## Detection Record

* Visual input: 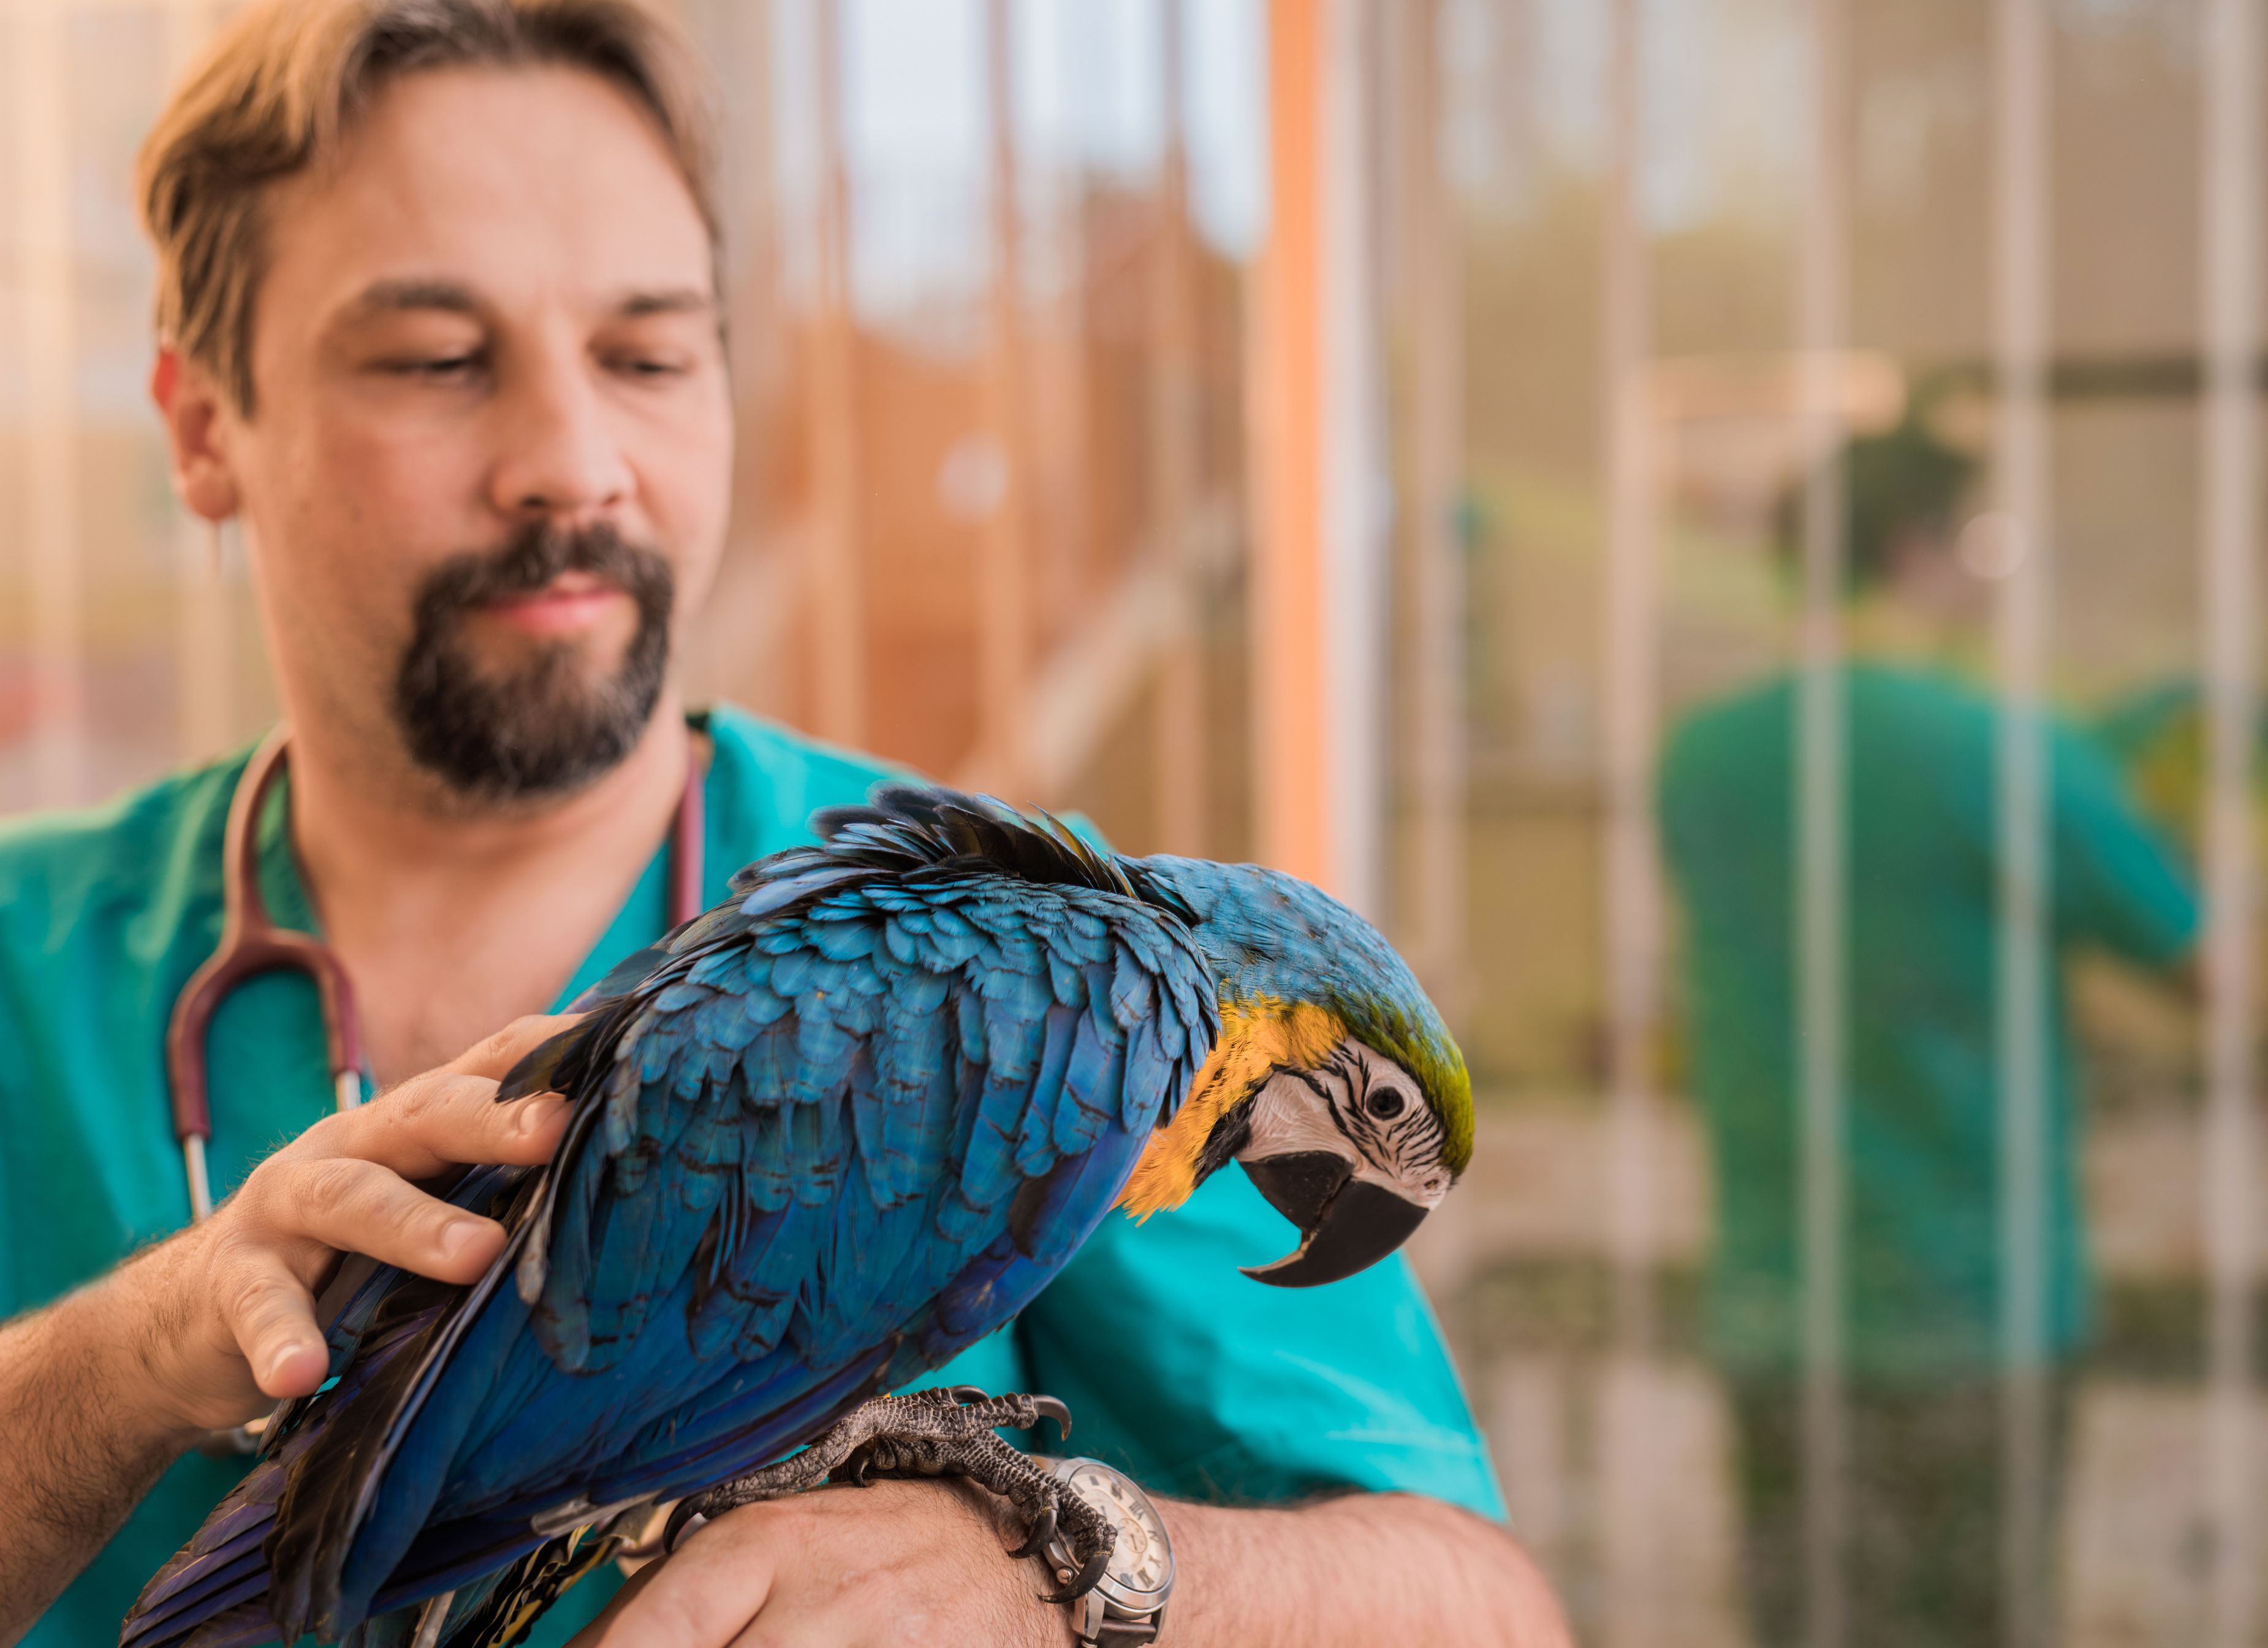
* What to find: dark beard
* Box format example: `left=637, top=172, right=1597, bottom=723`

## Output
left=392, top=521, right=675, bottom=801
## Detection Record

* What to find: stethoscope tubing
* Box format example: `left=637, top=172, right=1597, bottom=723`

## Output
left=163, top=725, right=706, bottom=1222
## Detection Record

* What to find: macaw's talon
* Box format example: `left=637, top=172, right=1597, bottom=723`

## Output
left=1037, top=1544, right=1115, bottom=1607
left=660, top=1385, right=1111, bottom=1601
left=660, top=1495, right=710, bottom=1554
left=1007, top=1497, right=1058, bottom=1559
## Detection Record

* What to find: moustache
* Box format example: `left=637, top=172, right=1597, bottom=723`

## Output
left=414, top=521, right=674, bottom=622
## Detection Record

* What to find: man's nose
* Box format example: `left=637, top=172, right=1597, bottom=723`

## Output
left=487, top=349, right=634, bottom=521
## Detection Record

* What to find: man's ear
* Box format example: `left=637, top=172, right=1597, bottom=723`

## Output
left=150, top=346, right=241, bottom=523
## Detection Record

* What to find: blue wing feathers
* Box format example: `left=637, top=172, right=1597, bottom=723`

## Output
left=1012, top=1005, right=1079, bottom=1177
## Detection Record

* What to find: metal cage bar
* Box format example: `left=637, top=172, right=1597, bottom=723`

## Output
left=1394, top=0, right=1467, bottom=1018
left=17, top=0, right=86, bottom=808
left=1599, top=0, right=1659, bottom=1365
left=1148, top=0, right=1210, bottom=858
left=1795, top=2, right=1852, bottom=1644
left=1990, top=0, right=2054, bottom=1641
left=977, top=0, right=1035, bottom=798
left=1598, top=2, right=1659, bottom=1639
left=2199, top=2, right=2262, bottom=1643
left=807, top=0, right=867, bottom=749
left=162, top=0, right=235, bottom=768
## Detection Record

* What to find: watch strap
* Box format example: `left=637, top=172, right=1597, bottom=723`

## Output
left=1078, top=1591, right=1162, bottom=1646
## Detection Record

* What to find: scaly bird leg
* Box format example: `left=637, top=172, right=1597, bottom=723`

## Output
left=663, top=1387, right=1116, bottom=1602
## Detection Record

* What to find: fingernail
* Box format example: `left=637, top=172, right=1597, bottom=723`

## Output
left=263, top=1342, right=313, bottom=1388
left=517, top=1095, right=565, bottom=1134
left=441, top=1218, right=489, bottom=1259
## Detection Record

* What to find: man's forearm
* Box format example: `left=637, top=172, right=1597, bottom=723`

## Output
left=0, top=1271, right=189, bottom=1644
left=1161, top=1491, right=1571, bottom=1648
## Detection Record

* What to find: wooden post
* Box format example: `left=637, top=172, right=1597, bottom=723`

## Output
left=1251, top=0, right=1329, bottom=888
left=1254, top=0, right=1382, bottom=907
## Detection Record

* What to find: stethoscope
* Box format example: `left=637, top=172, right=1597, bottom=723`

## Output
left=163, top=724, right=707, bottom=1223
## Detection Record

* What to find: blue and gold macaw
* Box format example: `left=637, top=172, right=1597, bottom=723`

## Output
left=121, top=785, right=1472, bottom=1648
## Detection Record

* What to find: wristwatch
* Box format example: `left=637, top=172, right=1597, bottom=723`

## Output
left=1033, top=1456, right=1175, bottom=1646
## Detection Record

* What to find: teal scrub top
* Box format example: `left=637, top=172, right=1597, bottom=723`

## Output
left=0, top=704, right=1501, bottom=1646
left=1658, top=663, right=2200, bottom=1381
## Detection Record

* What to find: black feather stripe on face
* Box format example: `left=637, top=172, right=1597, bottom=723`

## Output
left=1194, top=1098, right=1255, bottom=1185
left=1315, top=1045, right=1447, bottom=1184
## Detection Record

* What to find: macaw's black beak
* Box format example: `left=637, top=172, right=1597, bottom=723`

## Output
left=1238, top=1151, right=1430, bottom=1288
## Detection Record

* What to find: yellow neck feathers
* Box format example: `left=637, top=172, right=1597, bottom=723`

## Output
left=1117, top=997, right=1347, bottom=1220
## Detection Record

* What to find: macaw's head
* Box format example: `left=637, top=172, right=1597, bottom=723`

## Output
left=1118, top=858, right=1473, bottom=1287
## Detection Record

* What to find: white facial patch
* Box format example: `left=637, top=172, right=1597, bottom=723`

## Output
left=1237, top=1038, right=1453, bottom=1209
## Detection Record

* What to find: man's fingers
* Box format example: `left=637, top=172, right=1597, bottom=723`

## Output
left=272, top=1016, right=577, bottom=1181
left=450, top=1013, right=583, bottom=1080
left=325, top=1068, right=571, bottom=1179
left=568, top=1563, right=662, bottom=1644
left=258, top=1157, right=509, bottom=1285
left=571, top=1509, right=778, bottom=1646
left=213, top=1249, right=328, bottom=1399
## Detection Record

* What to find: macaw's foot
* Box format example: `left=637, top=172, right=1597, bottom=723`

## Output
left=662, top=1386, right=1116, bottom=1601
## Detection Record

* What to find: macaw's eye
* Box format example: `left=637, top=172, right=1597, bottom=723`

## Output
left=1366, top=1087, right=1406, bottom=1121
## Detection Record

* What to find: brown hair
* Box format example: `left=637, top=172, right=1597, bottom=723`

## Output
left=137, top=0, right=719, bottom=414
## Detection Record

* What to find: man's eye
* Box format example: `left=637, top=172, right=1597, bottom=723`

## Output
left=390, top=355, right=479, bottom=379
left=612, top=355, right=690, bottom=379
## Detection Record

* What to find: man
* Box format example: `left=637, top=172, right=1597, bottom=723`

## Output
left=0, top=2, right=1568, bottom=1645
left=1658, top=417, right=2199, bottom=1647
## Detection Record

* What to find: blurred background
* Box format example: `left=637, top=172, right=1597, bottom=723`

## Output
left=7, top=0, right=2268, bottom=1644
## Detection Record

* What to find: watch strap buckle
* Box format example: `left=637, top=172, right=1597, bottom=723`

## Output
left=1080, top=1590, right=1162, bottom=1646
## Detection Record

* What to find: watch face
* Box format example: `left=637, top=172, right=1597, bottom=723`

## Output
left=1063, top=1461, right=1174, bottom=1601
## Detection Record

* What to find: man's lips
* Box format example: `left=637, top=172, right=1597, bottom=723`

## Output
left=472, top=573, right=629, bottom=636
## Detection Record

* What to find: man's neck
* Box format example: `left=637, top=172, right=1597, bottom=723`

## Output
left=285, top=694, right=694, bottom=1083
left=1845, top=595, right=1986, bottom=677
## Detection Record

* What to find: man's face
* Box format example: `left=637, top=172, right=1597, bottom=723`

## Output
left=205, top=64, right=730, bottom=799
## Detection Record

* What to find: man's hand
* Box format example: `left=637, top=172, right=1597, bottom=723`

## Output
left=113, top=1013, right=575, bottom=1438
left=572, top=1480, right=1574, bottom=1648
left=0, top=1015, right=575, bottom=1642
left=572, top=1480, right=1071, bottom=1647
